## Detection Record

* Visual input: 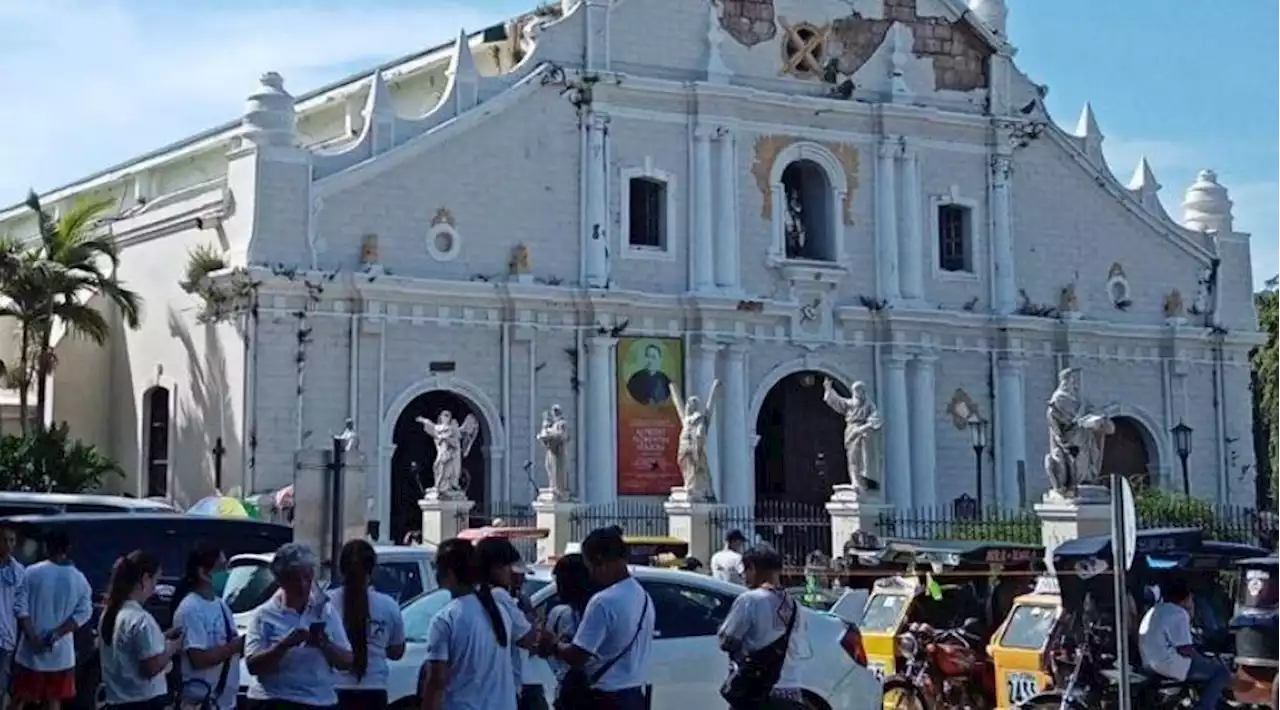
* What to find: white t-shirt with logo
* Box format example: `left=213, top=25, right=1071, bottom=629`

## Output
left=1139, top=602, right=1193, bottom=681
left=328, top=586, right=406, bottom=690
left=718, top=587, right=806, bottom=691
left=493, top=588, right=533, bottom=688
left=571, top=577, right=654, bottom=692
left=99, top=600, right=169, bottom=704
left=174, top=592, right=241, bottom=710
left=425, top=592, right=517, bottom=710
left=244, top=591, right=352, bottom=705
left=545, top=604, right=580, bottom=682
left=710, top=548, right=745, bottom=585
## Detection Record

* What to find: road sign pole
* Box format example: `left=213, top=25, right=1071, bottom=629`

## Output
left=1110, top=473, right=1133, bottom=710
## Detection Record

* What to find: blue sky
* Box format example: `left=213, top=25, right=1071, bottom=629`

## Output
left=0, top=0, right=1274, bottom=287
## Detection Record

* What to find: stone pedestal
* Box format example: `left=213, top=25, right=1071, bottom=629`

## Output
left=532, top=489, right=579, bottom=562
left=664, top=488, right=717, bottom=566
left=825, top=485, right=889, bottom=559
left=292, top=448, right=370, bottom=565
left=1034, top=487, right=1111, bottom=569
left=418, top=493, right=475, bottom=546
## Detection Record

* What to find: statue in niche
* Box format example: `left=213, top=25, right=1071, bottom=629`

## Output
left=1190, top=265, right=1214, bottom=315
left=416, top=410, right=480, bottom=498
left=1163, top=289, right=1185, bottom=319
left=1059, top=283, right=1079, bottom=314
left=536, top=405, right=571, bottom=498
left=822, top=378, right=883, bottom=496
left=670, top=379, right=720, bottom=501
left=783, top=187, right=807, bottom=257
left=509, top=243, right=531, bottom=276
left=1043, top=367, right=1115, bottom=497
left=360, top=234, right=379, bottom=265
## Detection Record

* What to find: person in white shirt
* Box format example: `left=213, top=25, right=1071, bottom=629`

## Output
left=718, top=545, right=806, bottom=710
left=1138, top=577, right=1230, bottom=710
left=474, top=538, right=543, bottom=710
left=420, top=538, right=521, bottom=710
left=544, top=554, right=593, bottom=689
left=711, top=530, right=747, bottom=585
left=171, top=543, right=243, bottom=710
left=98, top=550, right=184, bottom=710
left=329, top=539, right=405, bottom=710
left=11, top=528, right=92, bottom=710
left=244, top=543, right=353, bottom=709
left=543, top=526, right=654, bottom=710
left=0, top=524, right=26, bottom=710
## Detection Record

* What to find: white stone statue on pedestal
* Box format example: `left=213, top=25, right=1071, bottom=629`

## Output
left=822, top=378, right=883, bottom=498
left=670, top=379, right=720, bottom=501
left=1043, top=367, right=1115, bottom=498
left=536, top=404, right=571, bottom=500
left=416, top=410, right=479, bottom=499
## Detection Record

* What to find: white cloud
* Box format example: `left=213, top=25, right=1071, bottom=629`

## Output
left=0, top=0, right=518, bottom=199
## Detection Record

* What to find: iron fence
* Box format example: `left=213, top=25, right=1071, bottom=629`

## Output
left=876, top=495, right=1042, bottom=545
left=460, top=501, right=539, bottom=561
left=709, top=501, right=831, bottom=568
left=569, top=499, right=669, bottom=540
left=1138, top=501, right=1276, bottom=548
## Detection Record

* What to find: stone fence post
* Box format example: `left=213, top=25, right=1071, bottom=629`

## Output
left=419, top=493, right=474, bottom=546
left=825, top=485, right=888, bottom=559
left=532, top=489, right=580, bottom=562
left=665, top=488, right=717, bottom=565
left=1034, top=490, right=1111, bottom=570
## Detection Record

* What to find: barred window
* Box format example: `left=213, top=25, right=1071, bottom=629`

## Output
left=937, top=204, right=972, bottom=273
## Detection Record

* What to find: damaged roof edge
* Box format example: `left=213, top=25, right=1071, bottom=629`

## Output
left=1, top=23, right=506, bottom=217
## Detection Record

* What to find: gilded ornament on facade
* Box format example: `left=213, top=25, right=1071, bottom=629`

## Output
left=431, top=207, right=456, bottom=228
left=751, top=135, right=860, bottom=226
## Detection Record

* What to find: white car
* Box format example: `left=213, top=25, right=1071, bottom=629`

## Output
left=329, top=565, right=882, bottom=709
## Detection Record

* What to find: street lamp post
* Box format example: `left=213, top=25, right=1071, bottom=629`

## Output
left=329, top=419, right=358, bottom=571
left=968, top=415, right=989, bottom=510
left=1171, top=421, right=1194, bottom=496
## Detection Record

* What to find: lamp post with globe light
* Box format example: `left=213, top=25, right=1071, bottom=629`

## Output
left=968, top=414, right=989, bottom=509
left=1171, top=421, right=1193, bottom=497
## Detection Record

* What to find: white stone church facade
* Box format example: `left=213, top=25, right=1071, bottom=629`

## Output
left=0, top=0, right=1263, bottom=541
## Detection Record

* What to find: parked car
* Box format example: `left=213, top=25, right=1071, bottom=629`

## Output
left=248, top=565, right=881, bottom=709
left=0, top=491, right=177, bottom=517
left=3, top=512, right=292, bottom=710
left=223, top=544, right=436, bottom=631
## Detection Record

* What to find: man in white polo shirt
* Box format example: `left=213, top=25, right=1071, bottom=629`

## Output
left=710, top=530, right=746, bottom=585
left=1138, top=577, right=1230, bottom=710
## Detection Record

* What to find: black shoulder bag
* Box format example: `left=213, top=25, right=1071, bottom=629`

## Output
left=555, top=596, right=650, bottom=710
left=720, top=594, right=798, bottom=708
left=179, top=603, right=237, bottom=710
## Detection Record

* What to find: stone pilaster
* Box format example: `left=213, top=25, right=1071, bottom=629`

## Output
left=584, top=112, right=610, bottom=288
left=991, top=152, right=1016, bottom=314
left=584, top=336, right=617, bottom=503
left=996, top=357, right=1028, bottom=508
left=876, top=140, right=901, bottom=302
left=714, top=127, right=740, bottom=291
left=882, top=353, right=912, bottom=506
left=898, top=143, right=924, bottom=303
left=692, top=125, right=716, bottom=292
left=908, top=353, right=938, bottom=509
left=720, top=343, right=751, bottom=506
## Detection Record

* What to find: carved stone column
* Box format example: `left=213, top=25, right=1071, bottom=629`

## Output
left=908, top=353, right=937, bottom=509
left=693, top=126, right=716, bottom=292
left=714, top=128, right=740, bottom=291
left=899, top=144, right=925, bottom=302
left=720, top=343, right=750, bottom=506
left=584, top=112, right=610, bottom=288
left=584, top=335, right=617, bottom=503
left=996, top=358, right=1028, bottom=508
left=876, top=140, right=901, bottom=302
left=991, top=152, right=1016, bottom=314
left=882, top=353, right=913, bottom=506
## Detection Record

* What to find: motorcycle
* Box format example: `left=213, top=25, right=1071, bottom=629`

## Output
left=881, top=619, right=994, bottom=710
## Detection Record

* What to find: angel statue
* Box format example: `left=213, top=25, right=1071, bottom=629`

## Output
left=822, top=378, right=883, bottom=496
left=536, top=404, right=571, bottom=498
left=669, top=379, right=720, bottom=501
left=1044, top=367, right=1115, bottom=497
left=416, top=410, right=480, bottom=499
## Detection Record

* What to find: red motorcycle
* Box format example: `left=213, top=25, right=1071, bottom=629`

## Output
left=881, top=619, right=995, bottom=710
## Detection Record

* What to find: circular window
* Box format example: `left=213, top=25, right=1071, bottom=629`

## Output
left=426, top=224, right=461, bottom=262
left=782, top=22, right=826, bottom=77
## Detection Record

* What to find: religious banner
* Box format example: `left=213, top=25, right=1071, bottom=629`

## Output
left=616, top=337, right=685, bottom=495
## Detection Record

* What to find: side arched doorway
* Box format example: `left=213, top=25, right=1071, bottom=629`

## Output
left=755, top=370, right=849, bottom=508
left=389, top=391, right=489, bottom=543
left=1101, top=416, right=1155, bottom=488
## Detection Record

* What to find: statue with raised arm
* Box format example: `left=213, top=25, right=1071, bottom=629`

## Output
left=669, top=379, right=720, bottom=501
left=416, top=410, right=480, bottom=499
left=822, top=378, right=883, bottom=495
left=1044, top=367, right=1115, bottom=497
left=537, top=404, right=571, bottom=499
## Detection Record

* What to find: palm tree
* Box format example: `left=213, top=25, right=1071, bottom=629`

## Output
left=0, top=191, right=142, bottom=433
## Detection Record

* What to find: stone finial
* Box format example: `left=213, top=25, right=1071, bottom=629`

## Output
left=968, top=0, right=1008, bottom=37
left=1074, top=102, right=1104, bottom=164
left=888, top=23, right=914, bottom=100
left=705, top=0, right=731, bottom=84
left=1182, top=169, right=1234, bottom=234
left=362, top=67, right=396, bottom=155
left=447, top=28, right=479, bottom=112
left=1127, top=156, right=1162, bottom=212
left=242, top=71, right=296, bottom=147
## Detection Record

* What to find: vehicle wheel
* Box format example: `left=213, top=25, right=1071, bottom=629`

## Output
left=800, top=690, right=832, bottom=710
left=882, top=679, right=928, bottom=710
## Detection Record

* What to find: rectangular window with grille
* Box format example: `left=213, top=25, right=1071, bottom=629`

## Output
left=145, top=388, right=170, bottom=497
left=628, top=178, right=666, bottom=250
left=937, top=204, right=972, bottom=273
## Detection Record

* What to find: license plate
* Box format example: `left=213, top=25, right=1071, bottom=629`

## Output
left=1007, top=671, right=1039, bottom=705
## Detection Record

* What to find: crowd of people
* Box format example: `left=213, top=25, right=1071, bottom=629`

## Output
left=0, top=521, right=810, bottom=710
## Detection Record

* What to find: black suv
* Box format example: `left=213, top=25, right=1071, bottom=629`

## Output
left=3, top=513, right=292, bottom=710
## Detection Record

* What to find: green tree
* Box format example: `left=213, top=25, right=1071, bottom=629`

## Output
left=1252, top=275, right=1278, bottom=504
left=0, top=192, right=142, bottom=433
left=0, top=423, right=123, bottom=493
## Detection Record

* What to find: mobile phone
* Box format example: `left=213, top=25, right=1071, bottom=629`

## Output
left=309, top=621, right=326, bottom=635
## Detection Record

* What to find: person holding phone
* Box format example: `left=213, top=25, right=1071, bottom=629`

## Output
left=244, top=543, right=352, bottom=710
left=98, top=551, right=184, bottom=710
left=172, top=543, right=243, bottom=710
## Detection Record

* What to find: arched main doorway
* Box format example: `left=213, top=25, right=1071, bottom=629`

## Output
left=389, top=391, right=489, bottom=543
left=755, top=370, right=849, bottom=508
left=1101, top=416, right=1154, bottom=488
